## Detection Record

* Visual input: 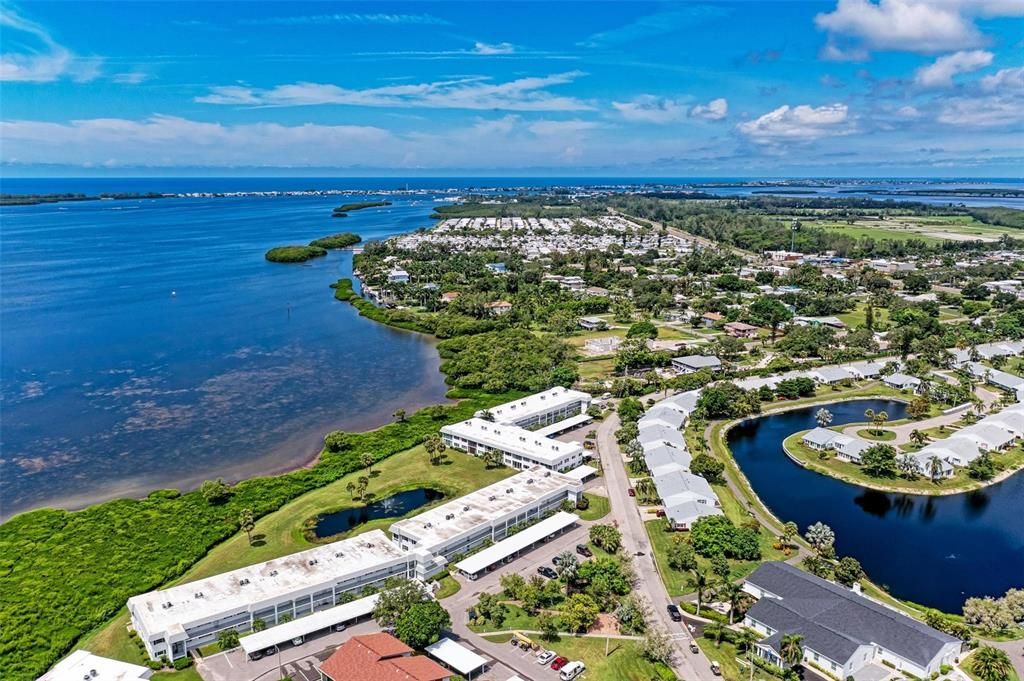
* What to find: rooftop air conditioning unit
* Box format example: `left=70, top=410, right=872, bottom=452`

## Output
left=335, top=552, right=344, bottom=558
left=90, top=670, right=98, bottom=678
left=270, top=570, right=278, bottom=576
left=488, top=495, right=496, bottom=501
left=506, top=488, right=513, bottom=494
left=527, top=479, right=534, bottom=484
left=463, top=506, right=470, bottom=512
left=84, top=675, right=91, bottom=680
left=309, top=559, right=318, bottom=566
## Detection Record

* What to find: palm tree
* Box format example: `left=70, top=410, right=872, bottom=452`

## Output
left=872, top=410, right=889, bottom=434
left=928, top=456, right=945, bottom=483
left=720, top=581, right=748, bottom=625
left=778, top=521, right=799, bottom=549
left=346, top=481, right=357, bottom=499
left=705, top=621, right=726, bottom=647
left=780, top=633, right=804, bottom=669
left=863, top=408, right=874, bottom=425
left=689, top=567, right=711, bottom=617
left=815, top=408, right=833, bottom=428
left=239, top=508, right=255, bottom=545
left=970, top=646, right=1013, bottom=681
left=909, top=429, right=928, bottom=447
left=357, top=475, right=369, bottom=499
left=360, top=453, right=374, bottom=474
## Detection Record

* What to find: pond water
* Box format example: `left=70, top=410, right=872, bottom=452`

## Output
left=313, top=487, right=445, bottom=538
left=727, top=398, right=1024, bottom=612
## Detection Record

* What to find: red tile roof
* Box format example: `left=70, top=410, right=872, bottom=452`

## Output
left=320, top=634, right=450, bottom=681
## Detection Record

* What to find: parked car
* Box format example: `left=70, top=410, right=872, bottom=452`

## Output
left=627, top=487, right=635, bottom=497
left=550, top=656, right=569, bottom=671
left=667, top=603, right=682, bottom=622
left=689, top=641, right=699, bottom=654
left=711, top=661, right=722, bottom=676
left=560, top=661, right=586, bottom=680
left=538, top=566, right=557, bottom=579
left=575, top=544, right=592, bottom=557
left=248, top=651, right=263, bottom=662
left=537, top=650, right=556, bottom=665
left=263, top=648, right=276, bottom=657
left=291, top=636, right=304, bottom=646
left=333, top=622, right=347, bottom=632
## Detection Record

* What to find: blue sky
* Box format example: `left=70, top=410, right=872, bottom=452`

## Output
left=1, top=1, right=1022, bottom=176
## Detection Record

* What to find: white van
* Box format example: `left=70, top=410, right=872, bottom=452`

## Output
left=559, top=661, right=586, bottom=680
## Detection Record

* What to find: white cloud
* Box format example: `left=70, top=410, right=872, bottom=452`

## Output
left=580, top=6, right=732, bottom=47
left=196, top=71, right=592, bottom=111
left=112, top=72, right=150, bottom=85
left=896, top=105, right=923, bottom=118
left=472, top=41, right=515, bottom=55
left=612, top=95, right=689, bottom=123
left=737, top=103, right=851, bottom=142
left=0, top=6, right=101, bottom=81
left=815, top=0, right=1022, bottom=57
left=242, top=13, right=450, bottom=26
left=914, top=50, right=992, bottom=88
left=527, top=119, right=602, bottom=136
left=689, top=98, right=728, bottom=120
left=979, top=66, right=1024, bottom=92
left=938, top=96, right=1023, bottom=127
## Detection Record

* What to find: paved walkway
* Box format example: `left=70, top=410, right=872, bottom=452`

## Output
left=838, top=384, right=999, bottom=445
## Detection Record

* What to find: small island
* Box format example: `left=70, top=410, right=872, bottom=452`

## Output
left=309, top=232, right=361, bottom=249
left=264, top=245, right=328, bottom=263
left=332, top=200, right=391, bottom=217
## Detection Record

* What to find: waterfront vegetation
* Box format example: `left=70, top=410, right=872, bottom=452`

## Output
left=332, top=200, right=391, bottom=216
left=308, top=232, right=361, bottom=249
left=265, top=244, right=327, bottom=262
left=0, top=389, right=520, bottom=681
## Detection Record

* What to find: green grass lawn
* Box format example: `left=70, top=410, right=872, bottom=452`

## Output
left=483, top=634, right=677, bottom=680
left=696, top=639, right=750, bottom=681
left=434, top=575, right=461, bottom=600
left=857, top=428, right=896, bottom=441
left=80, top=446, right=515, bottom=662
left=578, top=356, right=617, bottom=380
left=468, top=604, right=539, bottom=633
left=578, top=493, right=611, bottom=521
left=836, top=302, right=891, bottom=330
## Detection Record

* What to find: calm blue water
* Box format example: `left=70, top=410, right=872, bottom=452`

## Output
left=728, top=399, right=1024, bottom=612
left=0, top=191, right=453, bottom=518
left=313, top=487, right=445, bottom=539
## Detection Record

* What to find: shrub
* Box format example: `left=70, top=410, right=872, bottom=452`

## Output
left=173, top=657, right=193, bottom=670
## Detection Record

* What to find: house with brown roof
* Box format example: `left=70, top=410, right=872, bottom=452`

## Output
left=319, top=633, right=451, bottom=681
left=701, top=311, right=724, bottom=328
left=439, top=291, right=460, bottom=304
left=724, top=321, right=759, bottom=338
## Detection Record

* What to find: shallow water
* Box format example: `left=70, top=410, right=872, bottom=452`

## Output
left=1, top=192, right=452, bottom=517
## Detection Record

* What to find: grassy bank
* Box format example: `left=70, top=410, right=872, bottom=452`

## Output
left=308, top=232, right=361, bottom=249
left=0, top=388, right=518, bottom=681
left=783, top=430, right=1024, bottom=495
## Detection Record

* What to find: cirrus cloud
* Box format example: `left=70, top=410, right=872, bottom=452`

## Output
left=196, top=71, right=592, bottom=111
left=611, top=95, right=689, bottom=123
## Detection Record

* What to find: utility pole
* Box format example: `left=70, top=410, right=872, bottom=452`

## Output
left=790, top=219, right=799, bottom=252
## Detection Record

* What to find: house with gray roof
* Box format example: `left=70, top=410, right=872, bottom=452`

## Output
left=671, top=354, right=723, bottom=375
left=652, top=470, right=721, bottom=530
left=642, top=444, right=691, bottom=476
left=802, top=427, right=839, bottom=451
left=883, top=372, right=922, bottom=392
left=638, top=406, right=686, bottom=430
left=638, top=423, right=686, bottom=450
left=743, top=562, right=960, bottom=679
left=809, top=366, right=855, bottom=385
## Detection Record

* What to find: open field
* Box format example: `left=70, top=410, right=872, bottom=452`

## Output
left=793, top=214, right=1020, bottom=243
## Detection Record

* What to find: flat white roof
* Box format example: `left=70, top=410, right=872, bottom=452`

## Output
left=128, top=530, right=408, bottom=634
left=482, top=387, right=591, bottom=425
left=563, top=464, right=598, bottom=481
left=425, top=637, right=488, bottom=675
left=39, top=651, right=152, bottom=681
left=454, top=511, right=579, bottom=575
left=442, top=419, right=583, bottom=464
left=390, top=467, right=579, bottom=550
left=534, top=413, right=592, bottom=437
left=240, top=594, right=378, bottom=654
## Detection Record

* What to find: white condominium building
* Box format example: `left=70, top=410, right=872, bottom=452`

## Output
left=441, top=418, right=585, bottom=472
left=127, top=530, right=413, bottom=661
left=390, top=466, right=582, bottom=561
left=480, top=387, right=592, bottom=428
